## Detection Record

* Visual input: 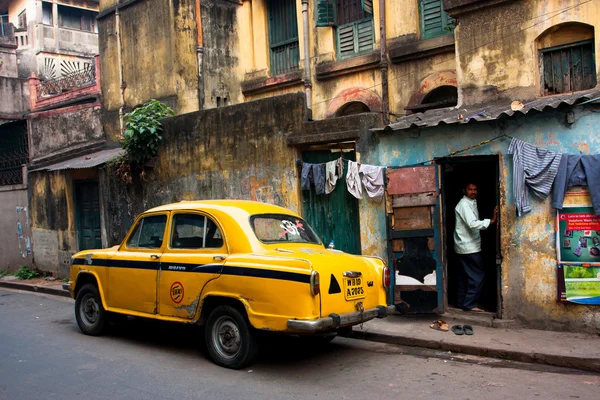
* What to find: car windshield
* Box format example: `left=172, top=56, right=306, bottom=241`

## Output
left=250, top=214, right=321, bottom=244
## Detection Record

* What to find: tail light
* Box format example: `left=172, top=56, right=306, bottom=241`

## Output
left=383, top=266, right=390, bottom=288
left=310, top=271, right=320, bottom=296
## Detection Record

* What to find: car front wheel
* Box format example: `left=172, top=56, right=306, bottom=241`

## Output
left=205, top=305, right=257, bottom=369
left=75, top=283, right=107, bottom=336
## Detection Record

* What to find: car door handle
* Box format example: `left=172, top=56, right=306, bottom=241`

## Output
left=150, top=254, right=160, bottom=260
left=213, top=255, right=226, bottom=261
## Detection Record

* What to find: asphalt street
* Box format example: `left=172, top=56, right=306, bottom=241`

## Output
left=0, top=288, right=598, bottom=400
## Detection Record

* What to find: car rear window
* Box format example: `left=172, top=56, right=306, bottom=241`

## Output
left=250, top=214, right=321, bottom=244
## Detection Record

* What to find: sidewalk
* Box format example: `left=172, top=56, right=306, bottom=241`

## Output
left=3, top=277, right=600, bottom=373
left=351, top=313, right=600, bottom=373
left=0, top=276, right=70, bottom=298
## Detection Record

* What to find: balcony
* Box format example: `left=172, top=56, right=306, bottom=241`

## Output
left=34, top=24, right=98, bottom=55
left=28, top=55, right=101, bottom=111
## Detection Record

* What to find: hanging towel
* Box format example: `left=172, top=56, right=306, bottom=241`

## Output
left=312, top=163, right=326, bottom=195
left=359, top=164, right=385, bottom=203
left=336, top=157, right=344, bottom=180
left=346, top=160, right=363, bottom=199
left=507, top=138, right=562, bottom=216
left=325, top=160, right=338, bottom=194
left=301, top=162, right=313, bottom=191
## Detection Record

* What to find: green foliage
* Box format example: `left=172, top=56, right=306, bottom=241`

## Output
left=565, top=266, right=599, bottom=279
left=566, top=281, right=600, bottom=291
left=0, top=269, right=8, bottom=278
left=121, top=99, right=174, bottom=165
left=15, top=266, right=41, bottom=280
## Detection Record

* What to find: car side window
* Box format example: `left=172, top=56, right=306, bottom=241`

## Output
left=171, top=214, right=224, bottom=249
left=126, top=215, right=167, bottom=249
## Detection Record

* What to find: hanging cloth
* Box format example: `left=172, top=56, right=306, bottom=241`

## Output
left=312, top=163, right=326, bottom=195
left=507, top=138, right=562, bottom=216
left=359, top=164, right=385, bottom=203
left=325, top=160, right=338, bottom=194
left=346, top=160, right=363, bottom=199
left=301, top=162, right=313, bottom=191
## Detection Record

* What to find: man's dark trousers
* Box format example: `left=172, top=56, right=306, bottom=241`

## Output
left=457, top=252, right=485, bottom=310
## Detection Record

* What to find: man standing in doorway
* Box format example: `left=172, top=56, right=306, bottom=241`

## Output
left=454, top=182, right=498, bottom=312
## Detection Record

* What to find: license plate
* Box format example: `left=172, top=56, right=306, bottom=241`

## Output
left=344, top=277, right=365, bottom=300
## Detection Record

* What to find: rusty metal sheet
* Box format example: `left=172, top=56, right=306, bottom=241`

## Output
left=393, top=206, right=432, bottom=230
left=391, top=191, right=438, bottom=208
left=387, top=166, right=436, bottom=195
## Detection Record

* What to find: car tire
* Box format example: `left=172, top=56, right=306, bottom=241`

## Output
left=75, top=283, right=107, bottom=336
left=205, top=305, right=258, bottom=369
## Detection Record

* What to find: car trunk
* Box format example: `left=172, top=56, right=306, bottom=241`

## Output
left=262, top=248, right=382, bottom=318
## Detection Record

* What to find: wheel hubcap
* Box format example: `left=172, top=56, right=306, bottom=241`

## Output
left=80, top=293, right=99, bottom=327
left=212, top=316, right=241, bottom=360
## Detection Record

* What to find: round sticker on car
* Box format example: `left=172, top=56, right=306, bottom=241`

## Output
left=170, top=281, right=184, bottom=304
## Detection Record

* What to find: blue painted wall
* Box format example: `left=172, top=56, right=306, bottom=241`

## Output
left=374, top=104, right=600, bottom=332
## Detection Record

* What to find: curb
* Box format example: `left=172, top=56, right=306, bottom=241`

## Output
left=0, top=281, right=71, bottom=298
left=350, top=329, right=600, bottom=373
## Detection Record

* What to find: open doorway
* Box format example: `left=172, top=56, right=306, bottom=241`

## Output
left=440, top=156, right=501, bottom=314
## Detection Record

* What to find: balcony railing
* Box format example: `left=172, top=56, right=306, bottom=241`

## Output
left=37, top=64, right=96, bottom=100
left=29, top=54, right=101, bottom=111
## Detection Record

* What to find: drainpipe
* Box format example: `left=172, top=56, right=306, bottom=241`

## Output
left=301, top=0, right=312, bottom=115
left=195, top=0, right=205, bottom=110
left=379, top=0, right=389, bottom=124
left=115, top=8, right=126, bottom=134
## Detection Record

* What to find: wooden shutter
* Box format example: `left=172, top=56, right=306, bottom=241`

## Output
left=338, top=23, right=356, bottom=58
left=361, top=0, right=373, bottom=14
left=316, top=0, right=336, bottom=27
left=357, top=19, right=374, bottom=53
left=337, top=19, right=374, bottom=59
left=420, top=0, right=454, bottom=40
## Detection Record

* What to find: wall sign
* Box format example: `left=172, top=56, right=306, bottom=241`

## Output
left=556, top=188, right=600, bottom=304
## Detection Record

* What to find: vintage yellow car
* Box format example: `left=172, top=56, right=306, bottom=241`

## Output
left=65, top=200, right=390, bottom=368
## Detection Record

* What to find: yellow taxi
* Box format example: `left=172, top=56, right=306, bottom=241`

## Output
left=65, top=200, right=390, bottom=368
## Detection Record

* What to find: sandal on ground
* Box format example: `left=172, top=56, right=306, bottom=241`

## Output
left=463, top=325, right=474, bottom=335
left=430, top=320, right=449, bottom=331
left=451, top=325, right=464, bottom=335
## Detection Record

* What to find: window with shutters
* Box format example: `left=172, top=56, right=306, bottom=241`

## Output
left=419, top=0, right=454, bottom=40
left=316, top=0, right=374, bottom=60
left=0, top=121, right=28, bottom=186
left=17, top=10, right=27, bottom=29
left=540, top=40, right=596, bottom=95
left=267, top=0, right=300, bottom=76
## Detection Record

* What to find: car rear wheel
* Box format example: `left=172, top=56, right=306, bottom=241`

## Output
left=75, top=283, right=107, bottom=336
left=205, top=305, right=257, bottom=369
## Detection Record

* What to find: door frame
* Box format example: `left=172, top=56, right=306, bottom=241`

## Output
left=437, top=155, right=503, bottom=318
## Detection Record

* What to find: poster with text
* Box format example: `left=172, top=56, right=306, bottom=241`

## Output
left=562, top=264, right=600, bottom=305
left=557, top=206, right=600, bottom=264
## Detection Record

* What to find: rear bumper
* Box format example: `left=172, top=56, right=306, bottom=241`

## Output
left=62, top=282, right=71, bottom=292
left=287, top=305, right=393, bottom=332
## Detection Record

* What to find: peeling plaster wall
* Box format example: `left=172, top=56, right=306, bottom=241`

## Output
left=98, top=0, right=199, bottom=140
left=28, top=106, right=104, bottom=161
left=455, top=0, right=600, bottom=105
left=0, top=189, right=34, bottom=271
left=29, top=168, right=99, bottom=276
left=376, top=105, right=600, bottom=333
left=100, top=93, right=306, bottom=246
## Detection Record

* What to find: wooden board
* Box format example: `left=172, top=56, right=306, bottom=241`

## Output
left=393, top=206, right=432, bottom=230
left=387, top=166, right=436, bottom=195
left=391, top=191, right=438, bottom=208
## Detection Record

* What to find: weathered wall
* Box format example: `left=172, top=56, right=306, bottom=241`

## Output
left=100, top=92, right=306, bottom=245
left=200, top=0, right=243, bottom=108
left=377, top=104, right=600, bottom=333
left=29, top=168, right=99, bottom=276
left=454, top=0, right=600, bottom=105
left=0, top=189, right=33, bottom=271
left=98, top=0, right=199, bottom=141
left=28, top=105, right=104, bottom=162
left=0, top=77, right=29, bottom=115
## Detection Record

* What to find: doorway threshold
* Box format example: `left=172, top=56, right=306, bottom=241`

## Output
left=441, top=307, right=495, bottom=327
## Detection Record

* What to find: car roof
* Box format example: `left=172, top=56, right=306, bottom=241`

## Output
left=145, top=199, right=300, bottom=217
